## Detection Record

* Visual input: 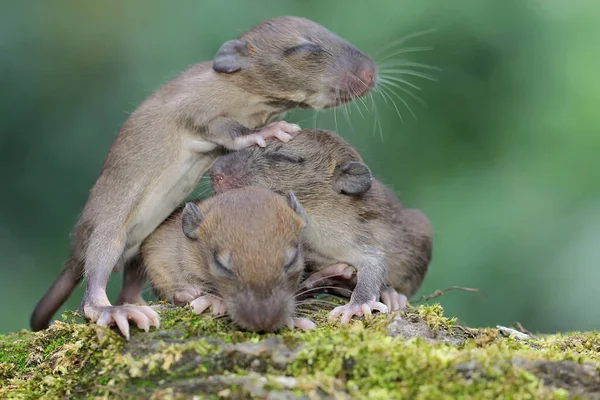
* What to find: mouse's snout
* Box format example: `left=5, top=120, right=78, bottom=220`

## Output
left=209, top=158, right=243, bottom=194
left=358, top=61, right=377, bottom=92
left=229, top=294, right=293, bottom=333
left=344, top=59, right=377, bottom=97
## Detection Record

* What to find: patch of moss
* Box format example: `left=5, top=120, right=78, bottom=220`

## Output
left=0, top=304, right=598, bottom=399
left=0, top=331, right=33, bottom=375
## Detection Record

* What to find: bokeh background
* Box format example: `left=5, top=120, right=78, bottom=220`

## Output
left=1, top=0, right=599, bottom=334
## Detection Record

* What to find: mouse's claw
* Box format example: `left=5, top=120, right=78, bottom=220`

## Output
left=190, top=295, right=226, bottom=316
left=228, top=121, right=300, bottom=150
left=257, top=121, right=301, bottom=143
left=96, top=305, right=160, bottom=340
left=380, top=286, right=407, bottom=312
left=328, top=300, right=388, bottom=325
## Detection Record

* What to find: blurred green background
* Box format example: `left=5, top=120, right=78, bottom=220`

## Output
left=1, top=0, right=599, bottom=334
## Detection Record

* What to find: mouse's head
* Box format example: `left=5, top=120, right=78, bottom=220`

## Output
left=181, top=187, right=306, bottom=332
left=210, top=129, right=373, bottom=201
left=212, top=16, right=376, bottom=109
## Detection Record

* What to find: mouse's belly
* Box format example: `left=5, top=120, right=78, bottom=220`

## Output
left=122, top=152, right=217, bottom=262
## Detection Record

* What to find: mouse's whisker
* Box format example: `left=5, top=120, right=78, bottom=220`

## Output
left=353, top=90, right=369, bottom=118
left=378, top=78, right=427, bottom=108
left=378, top=60, right=441, bottom=72
left=368, top=92, right=382, bottom=140
left=379, top=69, right=438, bottom=82
left=377, top=46, right=434, bottom=64
left=295, top=285, right=354, bottom=299
left=297, top=299, right=343, bottom=309
left=299, top=271, right=353, bottom=287
left=374, top=28, right=437, bottom=58
left=342, top=102, right=355, bottom=134
left=352, top=99, right=366, bottom=120
left=381, top=83, right=417, bottom=121
left=378, top=75, right=422, bottom=91
left=376, top=85, right=405, bottom=123
left=333, top=103, right=340, bottom=133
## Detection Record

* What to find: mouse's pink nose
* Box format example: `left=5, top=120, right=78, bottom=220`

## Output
left=358, top=64, right=376, bottom=90
left=343, top=61, right=376, bottom=98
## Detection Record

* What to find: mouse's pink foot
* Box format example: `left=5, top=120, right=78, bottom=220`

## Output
left=173, top=286, right=204, bottom=306
left=286, top=317, right=316, bottom=331
left=190, top=295, right=226, bottom=316
left=96, top=305, right=160, bottom=340
left=302, top=263, right=356, bottom=289
left=328, top=301, right=388, bottom=325
left=258, top=121, right=301, bottom=143
left=231, top=121, right=301, bottom=149
left=380, top=286, right=408, bottom=312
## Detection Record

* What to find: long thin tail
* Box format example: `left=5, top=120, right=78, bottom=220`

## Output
left=30, top=258, right=83, bottom=331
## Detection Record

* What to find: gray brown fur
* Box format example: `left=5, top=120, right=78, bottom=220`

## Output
left=210, top=129, right=432, bottom=305
left=30, top=16, right=376, bottom=331
left=141, top=187, right=306, bottom=332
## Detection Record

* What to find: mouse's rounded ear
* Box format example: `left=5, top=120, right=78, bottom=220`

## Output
left=182, top=202, right=204, bottom=240
left=212, top=39, right=250, bottom=73
left=332, top=161, right=373, bottom=195
left=286, top=191, right=307, bottom=228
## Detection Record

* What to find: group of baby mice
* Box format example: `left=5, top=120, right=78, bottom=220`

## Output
left=30, top=16, right=432, bottom=339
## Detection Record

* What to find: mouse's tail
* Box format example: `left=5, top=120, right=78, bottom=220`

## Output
left=30, top=257, right=83, bottom=331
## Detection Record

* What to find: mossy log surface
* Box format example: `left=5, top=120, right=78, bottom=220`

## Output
left=1, top=304, right=599, bottom=399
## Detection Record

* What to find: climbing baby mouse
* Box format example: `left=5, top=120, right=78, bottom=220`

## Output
left=30, top=16, right=377, bottom=336
left=210, top=129, right=433, bottom=324
left=142, top=187, right=315, bottom=334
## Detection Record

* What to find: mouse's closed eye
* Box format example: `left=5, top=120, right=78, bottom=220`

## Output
left=212, top=250, right=235, bottom=277
left=283, top=43, right=323, bottom=56
left=265, top=153, right=305, bottom=164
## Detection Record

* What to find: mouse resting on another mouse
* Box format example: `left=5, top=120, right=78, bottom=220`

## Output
left=141, top=186, right=315, bottom=336
left=209, top=129, right=433, bottom=324
left=30, top=16, right=377, bottom=337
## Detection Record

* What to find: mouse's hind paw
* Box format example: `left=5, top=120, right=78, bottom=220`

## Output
left=96, top=305, right=160, bottom=340
left=380, top=286, right=408, bottom=312
left=301, top=263, right=356, bottom=289
left=328, top=300, right=388, bottom=325
left=190, top=294, right=226, bottom=316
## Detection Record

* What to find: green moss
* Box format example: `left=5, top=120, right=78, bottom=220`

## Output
left=0, top=304, right=598, bottom=399
left=0, top=331, right=32, bottom=375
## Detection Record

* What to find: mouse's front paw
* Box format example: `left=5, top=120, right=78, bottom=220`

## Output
left=380, top=286, right=408, bottom=312
left=173, top=286, right=204, bottom=306
left=287, top=317, right=317, bottom=331
left=328, top=300, right=388, bottom=325
left=190, top=294, right=226, bottom=316
left=258, top=121, right=301, bottom=143
left=96, top=305, right=160, bottom=340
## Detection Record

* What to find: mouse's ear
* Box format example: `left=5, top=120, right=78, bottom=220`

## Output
left=212, top=39, right=250, bottom=73
left=286, top=191, right=307, bottom=228
left=182, top=202, right=204, bottom=240
left=332, top=161, right=373, bottom=195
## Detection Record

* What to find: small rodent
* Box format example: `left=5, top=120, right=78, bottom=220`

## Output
left=141, top=187, right=315, bottom=335
left=30, top=16, right=376, bottom=336
left=209, top=129, right=433, bottom=324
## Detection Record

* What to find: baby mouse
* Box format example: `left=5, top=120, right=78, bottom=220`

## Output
left=30, top=16, right=377, bottom=336
left=141, top=187, right=315, bottom=335
left=209, top=129, right=433, bottom=324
